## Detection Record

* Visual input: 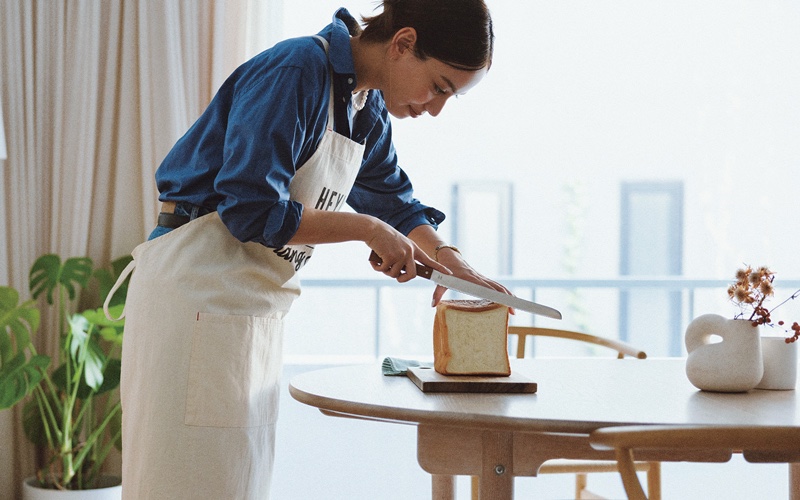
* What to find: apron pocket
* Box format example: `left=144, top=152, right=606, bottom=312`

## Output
left=184, top=312, right=283, bottom=428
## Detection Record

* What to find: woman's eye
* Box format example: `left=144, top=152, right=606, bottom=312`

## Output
left=434, top=85, right=446, bottom=95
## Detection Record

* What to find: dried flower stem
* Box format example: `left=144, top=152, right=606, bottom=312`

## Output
left=728, top=266, right=800, bottom=343
left=768, top=288, right=800, bottom=313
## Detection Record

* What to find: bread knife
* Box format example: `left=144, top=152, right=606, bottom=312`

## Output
left=368, top=251, right=562, bottom=320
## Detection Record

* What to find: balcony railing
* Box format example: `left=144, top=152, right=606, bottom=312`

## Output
left=285, top=276, right=800, bottom=363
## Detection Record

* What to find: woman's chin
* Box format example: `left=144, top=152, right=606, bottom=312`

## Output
left=387, top=108, right=410, bottom=119
left=388, top=107, right=422, bottom=120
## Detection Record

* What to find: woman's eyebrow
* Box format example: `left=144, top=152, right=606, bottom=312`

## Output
left=441, top=76, right=458, bottom=94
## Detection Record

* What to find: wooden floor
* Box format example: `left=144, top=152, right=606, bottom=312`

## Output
left=273, top=364, right=789, bottom=500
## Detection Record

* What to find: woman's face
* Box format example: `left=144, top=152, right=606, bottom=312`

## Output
left=382, top=30, right=488, bottom=119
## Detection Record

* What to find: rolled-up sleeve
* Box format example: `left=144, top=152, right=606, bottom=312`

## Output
left=347, top=109, right=445, bottom=235
left=215, top=64, right=324, bottom=247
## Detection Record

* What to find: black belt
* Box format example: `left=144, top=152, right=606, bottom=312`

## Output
left=157, top=212, right=190, bottom=229
left=158, top=201, right=214, bottom=228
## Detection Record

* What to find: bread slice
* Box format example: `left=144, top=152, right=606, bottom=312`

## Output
left=433, top=299, right=511, bottom=376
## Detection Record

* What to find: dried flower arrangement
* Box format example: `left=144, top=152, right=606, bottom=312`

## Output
left=727, top=265, right=800, bottom=343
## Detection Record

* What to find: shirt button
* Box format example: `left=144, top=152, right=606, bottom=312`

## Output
left=347, top=78, right=354, bottom=84
left=342, top=97, right=347, bottom=103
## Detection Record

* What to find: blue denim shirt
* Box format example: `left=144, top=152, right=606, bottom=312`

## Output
left=154, top=8, right=444, bottom=248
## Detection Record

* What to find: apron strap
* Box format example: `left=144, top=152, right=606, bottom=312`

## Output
left=104, top=259, right=137, bottom=321
left=312, top=35, right=335, bottom=129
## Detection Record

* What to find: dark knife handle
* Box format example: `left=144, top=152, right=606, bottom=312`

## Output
left=368, top=250, right=433, bottom=279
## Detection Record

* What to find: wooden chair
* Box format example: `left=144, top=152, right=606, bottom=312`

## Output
left=470, top=326, right=661, bottom=500
left=590, top=425, right=800, bottom=500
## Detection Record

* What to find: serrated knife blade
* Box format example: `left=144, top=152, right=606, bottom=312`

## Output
left=368, top=251, right=562, bottom=320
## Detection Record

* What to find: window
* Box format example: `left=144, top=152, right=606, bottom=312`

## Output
left=619, top=182, right=684, bottom=355
left=451, top=181, right=514, bottom=276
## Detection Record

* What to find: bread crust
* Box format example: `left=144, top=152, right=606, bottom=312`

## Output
left=433, top=299, right=511, bottom=376
left=436, top=298, right=505, bottom=312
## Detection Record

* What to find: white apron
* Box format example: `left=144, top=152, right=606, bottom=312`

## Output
left=106, top=36, right=364, bottom=500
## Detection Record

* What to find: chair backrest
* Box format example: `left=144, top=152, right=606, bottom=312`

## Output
left=508, top=326, right=648, bottom=360
left=589, top=425, right=800, bottom=500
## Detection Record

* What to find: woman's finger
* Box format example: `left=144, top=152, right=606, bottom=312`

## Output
left=431, top=284, right=448, bottom=307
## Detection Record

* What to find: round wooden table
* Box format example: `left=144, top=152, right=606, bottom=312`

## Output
left=290, top=358, right=800, bottom=500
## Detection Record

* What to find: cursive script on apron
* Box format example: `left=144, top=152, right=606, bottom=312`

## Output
left=272, top=185, right=348, bottom=270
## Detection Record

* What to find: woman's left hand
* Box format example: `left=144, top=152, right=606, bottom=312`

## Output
left=404, top=226, right=513, bottom=311
left=431, top=253, right=514, bottom=313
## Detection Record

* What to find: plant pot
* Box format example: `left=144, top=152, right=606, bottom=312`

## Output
left=755, top=336, right=798, bottom=390
left=22, top=476, right=121, bottom=500
left=685, top=314, right=764, bottom=392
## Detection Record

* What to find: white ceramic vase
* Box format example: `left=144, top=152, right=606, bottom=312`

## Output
left=755, top=336, right=798, bottom=390
left=685, top=313, right=764, bottom=392
left=22, top=476, right=121, bottom=500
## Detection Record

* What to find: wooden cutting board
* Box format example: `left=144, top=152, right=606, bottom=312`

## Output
left=407, top=366, right=537, bottom=393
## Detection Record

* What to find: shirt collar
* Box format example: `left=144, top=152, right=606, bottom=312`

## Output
left=322, top=8, right=358, bottom=80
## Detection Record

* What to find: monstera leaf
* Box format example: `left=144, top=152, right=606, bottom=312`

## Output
left=81, top=306, right=125, bottom=346
left=0, top=352, right=50, bottom=410
left=0, top=287, right=40, bottom=361
left=67, top=314, right=106, bottom=391
left=50, top=357, right=120, bottom=400
left=0, top=286, right=50, bottom=409
left=29, top=254, right=94, bottom=305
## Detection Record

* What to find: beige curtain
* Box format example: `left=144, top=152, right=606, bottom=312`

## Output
left=0, top=100, right=6, bottom=160
left=0, top=0, right=279, bottom=496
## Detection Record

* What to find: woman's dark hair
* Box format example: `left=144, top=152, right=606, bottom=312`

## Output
left=360, top=0, right=494, bottom=71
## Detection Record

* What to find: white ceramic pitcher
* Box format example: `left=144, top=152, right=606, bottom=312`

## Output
left=685, top=313, right=764, bottom=392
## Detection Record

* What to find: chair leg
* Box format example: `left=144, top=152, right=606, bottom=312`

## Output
left=646, top=462, right=661, bottom=500
left=577, top=476, right=608, bottom=500
left=432, top=475, right=456, bottom=500
left=576, top=473, right=588, bottom=499
left=471, top=475, right=480, bottom=500
left=790, top=463, right=800, bottom=500
left=616, top=449, right=648, bottom=500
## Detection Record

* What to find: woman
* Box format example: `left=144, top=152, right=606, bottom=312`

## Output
left=109, top=1, right=506, bottom=498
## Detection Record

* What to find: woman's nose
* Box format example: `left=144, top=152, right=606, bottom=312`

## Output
left=426, top=95, right=448, bottom=117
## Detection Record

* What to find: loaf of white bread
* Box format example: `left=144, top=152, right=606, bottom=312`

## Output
left=433, top=299, right=511, bottom=376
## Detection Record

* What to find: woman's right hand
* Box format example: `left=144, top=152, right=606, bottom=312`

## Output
left=366, top=221, right=449, bottom=283
left=286, top=209, right=449, bottom=282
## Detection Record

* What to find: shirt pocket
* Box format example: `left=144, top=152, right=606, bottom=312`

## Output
left=184, top=312, right=283, bottom=428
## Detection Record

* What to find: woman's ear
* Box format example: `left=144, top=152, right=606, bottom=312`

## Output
left=389, top=27, right=417, bottom=59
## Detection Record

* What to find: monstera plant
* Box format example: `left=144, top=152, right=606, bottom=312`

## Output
left=0, top=253, right=130, bottom=491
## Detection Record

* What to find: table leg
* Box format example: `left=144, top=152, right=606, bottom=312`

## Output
left=480, top=430, right=514, bottom=500
left=790, top=463, right=800, bottom=500
left=417, top=425, right=515, bottom=500
left=432, top=475, right=456, bottom=500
